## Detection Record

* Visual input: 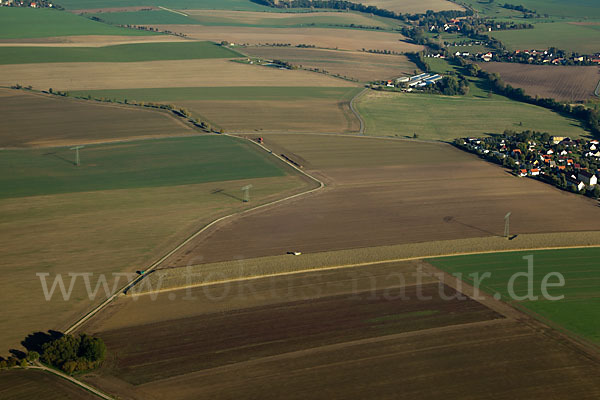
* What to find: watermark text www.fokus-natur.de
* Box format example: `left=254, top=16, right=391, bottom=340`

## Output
left=36, top=255, right=565, bottom=303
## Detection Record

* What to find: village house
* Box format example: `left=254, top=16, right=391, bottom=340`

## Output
left=578, top=171, right=598, bottom=186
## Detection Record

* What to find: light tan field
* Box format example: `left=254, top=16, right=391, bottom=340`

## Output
left=0, top=59, right=358, bottom=91
left=184, top=9, right=393, bottom=29
left=152, top=25, right=423, bottom=52
left=0, top=174, right=310, bottom=353
left=178, top=98, right=360, bottom=133
left=0, top=34, right=187, bottom=47
left=242, top=46, right=418, bottom=82
left=0, top=88, right=194, bottom=147
left=360, top=0, right=464, bottom=13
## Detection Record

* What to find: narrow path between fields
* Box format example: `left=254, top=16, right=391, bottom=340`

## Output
left=27, top=363, right=114, bottom=400
left=65, top=137, right=325, bottom=336
left=350, top=87, right=368, bottom=134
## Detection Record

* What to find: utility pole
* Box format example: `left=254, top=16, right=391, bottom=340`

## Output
left=504, top=212, right=511, bottom=239
left=241, top=184, right=253, bottom=202
left=70, top=145, right=84, bottom=167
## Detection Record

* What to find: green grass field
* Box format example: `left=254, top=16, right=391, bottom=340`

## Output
left=57, top=0, right=275, bottom=11
left=88, top=9, right=393, bottom=29
left=428, top=248, right=600, bottom=344
left=0, top=135, right=287, bottom=198
left=0, top=7, right=156, bottom=39
left=489, top=22, right=600, bottom=54
left=356, top=90, right=588, bottom=140
left=68, top=86, right=358, bottom=102
left=88, top=9, right=201, bottom=25
left=460, top=0, right=600, bottom=19
left=0, top=41, right=240, bottom=64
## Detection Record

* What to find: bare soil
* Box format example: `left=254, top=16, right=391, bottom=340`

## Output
left=0, top=88, right=194, bottom=147
left=478, top=62, right=600, bottom=101
left=163, top=134, right=600, bottom=267
left=0, top=369, right=98, bottom=400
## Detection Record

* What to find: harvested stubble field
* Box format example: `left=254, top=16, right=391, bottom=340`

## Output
left=0, top=35, right=187, bottom=47
left=0, top=369, right=98, bottom=400
left=0, top=88, right=193, bottom=147
left=0, top=135, right=312, bottom=353
left=80, top=262, right=600, bottom=399
left=477, top=62, right=600, bottom=101
left=149, top=25, right=424, bottom=53
left=162, top=134, right=600, bottom=268
left=0, top=59, right=358, bottom=90
left=242, top=46, right=418, bottom=82
left=357, top=90, right=588, bottom=140
left=429, top=247, right=600, bottom=344
left=359, top=0, right=464, bottom=13
left=66, top=86, right=362, bottom=133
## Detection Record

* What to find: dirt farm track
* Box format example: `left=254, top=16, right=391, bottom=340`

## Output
left=162, top=134, right=600, bottom=268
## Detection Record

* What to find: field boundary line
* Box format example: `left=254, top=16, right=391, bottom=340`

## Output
left=350, top=87, right=368, bottom=134
left=64, top=136, right=324, bottom=335
left=158, top=6, right=188, bottom=16
left=595, top=78, right=600, bottom=97
left=27, top=364, right=114, bottom=400
left=131, top=243, right=600, bottom=297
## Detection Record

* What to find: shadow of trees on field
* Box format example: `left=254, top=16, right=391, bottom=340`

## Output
left=20, top=330, right=63, bottom=354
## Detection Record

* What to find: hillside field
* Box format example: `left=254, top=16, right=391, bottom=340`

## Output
left=0, top=135, right=287, bottom=198
left=460, top=0, right=600, bottom=19
left=0, top=41, right=240, bottom=64
left=149, top=25, right=424, bottom=53
left=359, top=0, right=464, bottom=13
left=0, top=7, right=156, bottom=39
left=0, top=88, right=194, bottom=147
left=428, top=248, right=600, bottom=344
left=77, top=262, right=600, bottom=399
left=356, top=90, right=588, bottom=140
left=242, top=47, right=418, bottom=82
left=67, top=86, right=362, bottom=133
left=0, top=134, right=311, bottom=352
left=489, top=22, right=600, bottom=54
left=0, top=59, right=358, bottom=90
left=477, top=62, right=600, bottom=101
left=162, top=134, right=600, bottom=267
left=90, top=9, right=394, bottom=29
left=59, top=0, right=275, bottom=11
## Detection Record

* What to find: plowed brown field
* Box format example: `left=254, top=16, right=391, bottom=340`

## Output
left=0, top=88, right=193, bottom=147
left=163, top=134, right=600, bottom=267
left=478, top=62, right=600, bottom=101
left=0, top=369, right=98, bottom=400
left=80, top=262, right=600, bottom=400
